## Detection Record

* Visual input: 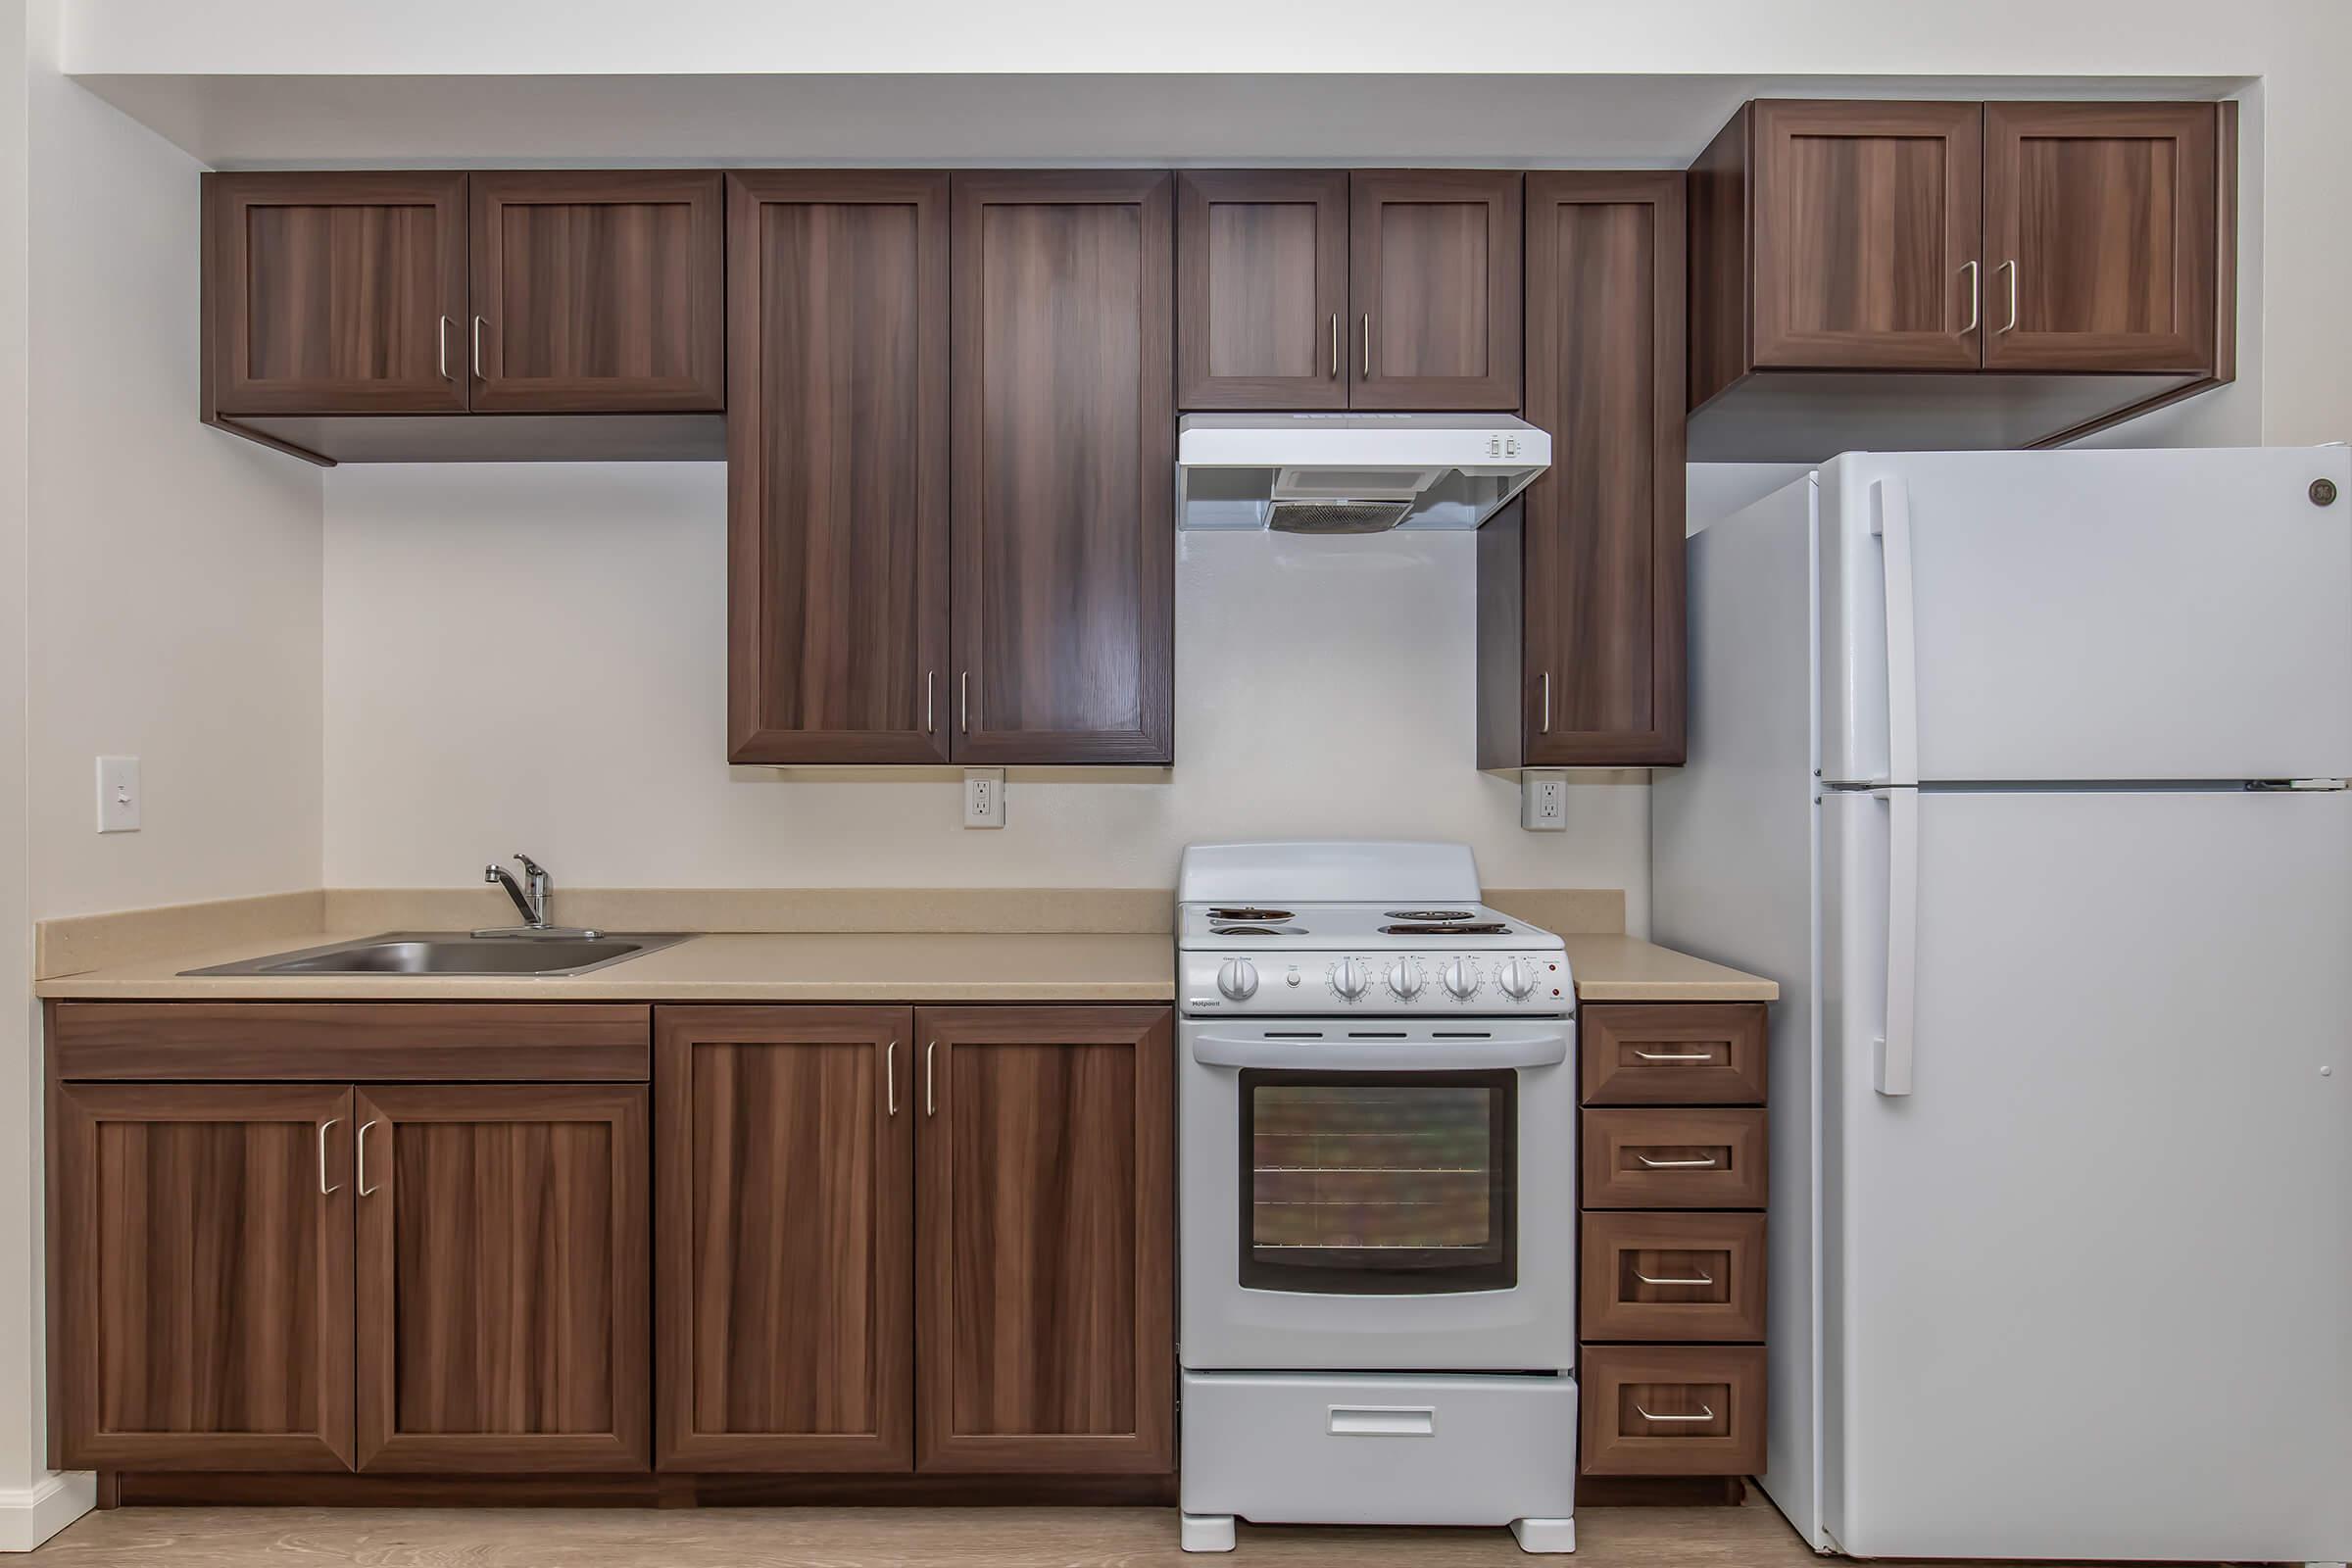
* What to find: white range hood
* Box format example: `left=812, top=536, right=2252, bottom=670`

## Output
left=1176, top=413, right=1551, bottom=534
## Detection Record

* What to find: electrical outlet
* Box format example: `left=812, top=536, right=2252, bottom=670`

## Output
left=1521, top=768, right=1567, bottom=832
left=963, top=767, right=1005, bottom=829
left=97, top=756, right=141, bottom=833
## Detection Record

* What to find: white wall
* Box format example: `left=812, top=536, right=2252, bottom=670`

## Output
left=323, top=466, right=1650, bottom=916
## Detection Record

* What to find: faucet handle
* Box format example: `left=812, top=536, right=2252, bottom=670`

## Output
left=514, top=853, right=547, bottom=880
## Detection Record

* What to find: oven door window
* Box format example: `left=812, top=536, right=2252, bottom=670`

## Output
left=1240, top=1068, right=1516, bottom=1295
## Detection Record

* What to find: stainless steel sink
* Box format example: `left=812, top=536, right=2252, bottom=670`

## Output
left=184, top=931, right=692, bottom=978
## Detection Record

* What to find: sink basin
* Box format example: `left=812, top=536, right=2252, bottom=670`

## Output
left=185, top=931, right=692, bottom=978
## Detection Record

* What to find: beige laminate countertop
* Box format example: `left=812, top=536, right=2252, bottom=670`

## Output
left=34, top=928, right=1775, bottom=1005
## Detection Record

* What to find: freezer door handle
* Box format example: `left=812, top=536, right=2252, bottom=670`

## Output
left=1870, top=477, right=1921, bottom=787
left=1875, top=786, right=1920, bottom=1096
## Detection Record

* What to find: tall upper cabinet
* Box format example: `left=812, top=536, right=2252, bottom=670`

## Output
left=1176, top=171, right=1522, bottom=412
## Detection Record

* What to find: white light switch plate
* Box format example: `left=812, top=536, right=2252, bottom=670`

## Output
left=963, top=767, right=1005, bottom=828
left=96, top=756, right=141, bottom=833
left=1521, top=768, right=1567, bottom=831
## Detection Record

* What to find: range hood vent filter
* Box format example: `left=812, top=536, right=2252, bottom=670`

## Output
left=1267, top=500, right=1415, bottom=535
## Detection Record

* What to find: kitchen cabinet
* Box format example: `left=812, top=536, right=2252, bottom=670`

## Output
left=1688, top=98, right=2234, bottom=460
left=654, top=1005, right=914, bottom=1471
left=352, top=1085, right=650, bottom=1473
left=951, top=172, right=1174, bottom=764
left=1479, top=170, right=1687, bottom=769
left=1175, top=171, right=1349, bottom=412
left=914, top=1005, right=1174, bottom=1474
left=1349, top=170, right=1522, bottom=411
left=726, top=172, right=951, bottom=765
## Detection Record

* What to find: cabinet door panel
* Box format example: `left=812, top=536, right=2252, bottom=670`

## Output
left=1983, top=103, right=2219, bottom=371
left=1176, top=171, right=1348, bottom=410
left=655, top=1005, right=914, bottom=1471
left=952, top=172, right=1173, bottom=763
left=469, top=171, right=723, bottom=412
left=914, top=1005, right=1173, bottom=1473
left=354, top=1085, right=648, bottom=1472
left=209, top=172, right=467, bottom=415
left=1349, top=171, right=1522, bottom=410
left=1749, top=101, right=1983, bottom=370
left=728, top=173, right=951, bottom=763
left=53, top=1084, right=353, bottom=1471
left=1520, top=172, right=1687, bottom=766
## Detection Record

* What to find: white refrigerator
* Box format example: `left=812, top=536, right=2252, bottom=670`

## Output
left=1652, top=447, right=2352, bottom=1564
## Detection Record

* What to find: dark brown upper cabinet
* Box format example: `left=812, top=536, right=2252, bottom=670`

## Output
left=1350, top=171, right=1523, bottom=411
left=468, top=171, right=724, bottom=413
left=1175, top=171, right=1349, bottom=411
left=951, top=172, right=1174, bottom=765
left=726, top=172, right=951, bottom=766
left=1480, top=172, right=1687, bottom=770
left=1689, top=98, right=2234, bottom=461
left=1981, top=102, right=2219, bottom=372
left=208, top=172, right=468, bottom=416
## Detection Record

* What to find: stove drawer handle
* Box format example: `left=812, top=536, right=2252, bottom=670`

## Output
left=1329, top=1404, right=1435, bottom=1438
left=1636, top=1152, right=1719, bottom=1168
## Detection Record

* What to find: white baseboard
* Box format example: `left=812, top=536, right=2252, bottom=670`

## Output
left=0, top=1473, right=95, bottom=1552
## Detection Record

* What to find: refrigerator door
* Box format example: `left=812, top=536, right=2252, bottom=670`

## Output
left=1820, top=447, right=2352, bottom=786
left=1820, top=785, right=2352, bottom=1562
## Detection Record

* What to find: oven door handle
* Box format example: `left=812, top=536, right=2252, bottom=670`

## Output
left=1189, top=1032, right=1569, bottom=1072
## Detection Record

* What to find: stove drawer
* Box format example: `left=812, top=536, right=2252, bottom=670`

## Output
left=1581, top=1107, right=1767, bottom=1208
left=1579, top=1345, right=1765, bottom=1477
left=1581, top=1004, right=1767, bottom=1105
left=1580, top=1211, right=1765, bottom=1341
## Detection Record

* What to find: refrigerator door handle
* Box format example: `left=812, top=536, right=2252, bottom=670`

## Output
left=1870, top=477, right=1921, bottom=787
left=1875, top=786, right=1920, bottom=1096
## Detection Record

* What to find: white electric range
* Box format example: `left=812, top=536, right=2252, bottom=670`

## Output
left=1173, top=841, right=1579, bottom=1556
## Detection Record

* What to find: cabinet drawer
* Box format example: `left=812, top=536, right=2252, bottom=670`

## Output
left=1579, top=1345, right=1765, bottom=1476
left=1581, top=1211, right=1765, bottom=1342
left=1582, top=1004, right=1766, bottom=1104
left=1582, top=1107, right=1766, bottom=1208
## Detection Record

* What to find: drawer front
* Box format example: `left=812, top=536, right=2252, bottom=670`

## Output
left=1580, top=1211, right=1765, bottom=1342
left=1582, top=1107, right=1767, bottom=1208
left=51, top=1002, right=653, bottom=1081
left=1581, top=1004, right=1766, bottom=1104
left=1579, top=1345, right=1765, bottom=1477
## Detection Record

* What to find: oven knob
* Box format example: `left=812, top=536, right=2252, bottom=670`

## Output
left=1497, top=956, right=1539, bottom=1000
left=1330, top=957, right=1370, bottom=1001
left=1217, top=957, right=1260, bottom=1002
left=1385, top=957, right=1425, bottom=1000
left=1442, top=957, right=1481, bottom=1000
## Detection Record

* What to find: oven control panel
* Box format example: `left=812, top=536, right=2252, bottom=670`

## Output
left=1182, top=950, right=1573, bottom=1016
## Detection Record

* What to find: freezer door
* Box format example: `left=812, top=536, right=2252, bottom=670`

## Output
left=1820, top=786, right=2352, bottom=1562
left=1820, top=447, right=2352, bottom=785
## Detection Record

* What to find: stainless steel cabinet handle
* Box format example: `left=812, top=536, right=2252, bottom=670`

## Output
left=959, top=672, right=970, bottom=735
left=925, top=1042, right=937, bottom=1117
left=1329, top=314, right=1341, bottom=379
left=1360, top=314, right=1372, bottom=378
left=1999, top=260, right=2019, bottom=333
left=886, top=1041, right=899, bottom=1117
left=1540, top=671, right=1551, bottom=734
left=1634, top=1268, right=1715, bottom=1287
left=437, top=317, right=454, bottom=381
left=472, top=314, right=485, bottom=378
left=925, top=672, right=935, bottom=735
left=1636, top=1152, right=1720, bottom=1168
left=1960, top=260, right=1980, bottom=334
left=357, top=1118, right=380, bottom=1196
left=318, top=1117, right=341, bottom=1196
left=1634, top=1050, right=1716, bottom=1062
left=1634, top=1403, right=1716, bottom=1423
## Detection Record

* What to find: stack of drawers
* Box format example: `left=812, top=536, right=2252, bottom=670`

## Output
left=1576, top=1003, right=1769, bottom=1480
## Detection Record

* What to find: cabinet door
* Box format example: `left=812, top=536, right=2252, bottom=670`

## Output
left=468, top=171, right=724, bottom=412
left=913, top=1005, right=1173, bottom=1474
left=655, top=1005, right=914, bottom=1471
left=1518, top=172, right=1687, bottom=766
left=951, top=172, right=1174, bottom=763
left=728, top=172, right=951, bottom=764
left=1982, top=103, right=2220, bottom=372
left=52, top=1084, right=353, bottom=1471
left=1175, top=171, right=1348, bottom=411
left=207, top=172, right=467, bottom=415
left=353, top=1085, right=649, bottom=1472
left=1348, top=170, right=1521, bottom=410
left=1748, top=101, right=1983, bottom=370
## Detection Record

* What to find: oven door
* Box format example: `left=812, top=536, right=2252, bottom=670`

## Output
left=1180, top=1020, right=1578, bottom=1373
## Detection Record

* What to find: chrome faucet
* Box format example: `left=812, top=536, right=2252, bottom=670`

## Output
left=477, top=854, right=602, bottom=940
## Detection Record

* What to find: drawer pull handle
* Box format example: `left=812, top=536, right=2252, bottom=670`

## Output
left=1634, top=1268, right=1715, bottom=1287
left=1329, top=1404, right=1435, bottom=1437
left=1637, top=1153, right=1720, bottom=1168
left=1634, top=1403, right=1716, bottom=1423
left=1634, top=1050, right=1716, bottom=1062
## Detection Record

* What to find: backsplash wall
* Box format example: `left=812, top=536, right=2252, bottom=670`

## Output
left=322, top=466, right=1652, bottom=928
